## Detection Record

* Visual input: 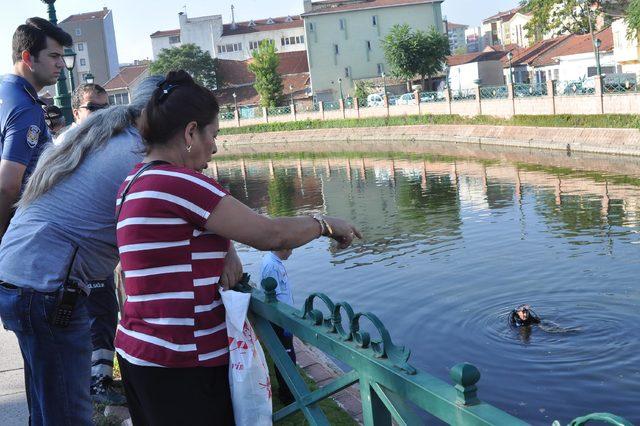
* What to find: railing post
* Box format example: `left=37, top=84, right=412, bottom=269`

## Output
left=234, top=106, right=240, bottom=127
left=414, top=89, right=421, bottom=115
left=450, top=363, right=481, bottom=406
left=595, top=74, right=604, bottom=114
left=291, top=101, right=297, bottom=122
left=383, top=94, right=389, bottom=117
left=354, top=96, right=360, bottom=119
left=507, top=83, right=515, bottom=117
left=263, top=106, right=269, bottom=123
left=319, top=101, right=325, bottom=120
left=547, top=79, right=556, bottom=115
left=445, top=87, right=452, bottom=115
left=339, top=99, right=345, bottom=119
left=475, top=86, right=482, bottom=116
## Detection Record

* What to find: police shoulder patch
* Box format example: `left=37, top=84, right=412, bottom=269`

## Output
left=26, top=125, right=41, bottom=148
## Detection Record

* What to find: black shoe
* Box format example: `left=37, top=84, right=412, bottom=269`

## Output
left=91, top=378, right=127, bottom=406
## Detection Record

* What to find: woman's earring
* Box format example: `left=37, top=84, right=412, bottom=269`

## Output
left=186, top=145, right=192, bottom=153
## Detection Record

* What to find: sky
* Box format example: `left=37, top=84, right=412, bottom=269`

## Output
left=0, top=0, right=519, bottom=74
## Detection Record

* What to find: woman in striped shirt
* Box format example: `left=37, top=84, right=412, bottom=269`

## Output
left=115, top=70, right=361, bottom=425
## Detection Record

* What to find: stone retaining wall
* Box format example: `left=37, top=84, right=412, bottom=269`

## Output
left=218, top=124, right=640, bottom=157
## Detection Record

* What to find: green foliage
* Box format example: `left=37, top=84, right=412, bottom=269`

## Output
left=354, top=81, right=371, bottom=100
left=218, top=114, right=640, bottom=136
left=149, top=43, right=220, bottom=89
left=627, top=0, right=640, bottom=37
left=521, top=0, right=628, bottom=37
left=381, top=24, right=450, bottom=89
left=453, top=46, right=468, bottom=55
left=248, top=41, right=283, bottom=108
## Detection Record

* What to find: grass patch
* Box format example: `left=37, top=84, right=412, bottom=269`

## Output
left=218, top=114, right=640, bottom=136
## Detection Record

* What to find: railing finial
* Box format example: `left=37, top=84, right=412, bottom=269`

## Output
left=450, top=363, right=481, bottom=406
left=261, top=277, right=278, bottom=303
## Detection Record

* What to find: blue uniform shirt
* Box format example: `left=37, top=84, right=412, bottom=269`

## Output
left=0, top=74, right=51, bottom=188
left=260, top=252, right=294, bottom=306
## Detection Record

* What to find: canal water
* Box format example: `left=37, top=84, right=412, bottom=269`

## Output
left=209, top=143, right=639, bottom=424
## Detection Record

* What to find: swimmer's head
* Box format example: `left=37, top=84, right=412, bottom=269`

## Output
left=510, top=304, right=540, bottom=327
left=516, top=304, right=531, bottom=321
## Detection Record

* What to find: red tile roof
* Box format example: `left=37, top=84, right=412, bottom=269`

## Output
left=219, top=51, right=310, bottom=87
left=303, top=0, right=442, bottom=16
left=60, top=8, right=109, bottom=24
left=447, top=22, right=469, bottom=30
left=215, top=74, right=310, bottom=106
left=507, top=36, right=571, bottom=67
left=447, top=50, right=508, bottom=67
left=150, top=29, right=180, bottom=38
left=482, top=6, right=522, bottom=24
left=103, top=65, right=149, bottom=91
left=222, top=16, right=303, bottom=36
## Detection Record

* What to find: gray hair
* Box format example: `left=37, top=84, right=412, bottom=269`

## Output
left=19, top=75, right=163, bottom=207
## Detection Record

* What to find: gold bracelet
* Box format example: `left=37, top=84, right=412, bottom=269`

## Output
left=321, top=217, right=333, bottom=237
left=311, top=214, right=326, bottom=237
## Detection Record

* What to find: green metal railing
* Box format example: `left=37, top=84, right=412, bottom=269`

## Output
left=324, top=101, right=341, bottom=111
left=420, top=91, right=446, bottom=103
left=296, top=103, right=321, bottom=113
left=451, top=88, right=477, bottom=101
left=514, top=82, right=547, bottom=97
left=268, top=105, right=292, bottom=116
left=219, top=110, right=235, bottom=121
left=602, top=79, right=638, bottom=94
left=480, top=85, right=508, bottom=100
left=247, top=278, right=632, bottom=425
left=554, top=81, right=595, bottom=97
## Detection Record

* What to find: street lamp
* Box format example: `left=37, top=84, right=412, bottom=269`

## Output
left=338, top=78, right=344, bottom=103
left=381, top=71, right=388, bottom=105
left=84, top=73, right=95, bottom=84
left=507, top=51, right=514, bottom=84
left=63, top=48, right=77, bottom=92
left=42, top=0, right=73, bottom=123
left=594, top=38, right=602, bottom=77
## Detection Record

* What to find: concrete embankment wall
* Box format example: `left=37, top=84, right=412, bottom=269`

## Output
left=218, top=125, right=640, bottom=157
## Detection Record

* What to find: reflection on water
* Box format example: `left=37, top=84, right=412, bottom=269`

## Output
left=208, top=150, right=640, bottom=424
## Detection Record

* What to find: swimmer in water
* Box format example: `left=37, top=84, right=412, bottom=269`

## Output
left=509, top=304, right=541, bottom=327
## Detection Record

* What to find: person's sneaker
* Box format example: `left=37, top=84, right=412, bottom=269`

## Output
left=91, top=379, right=127, bottom=405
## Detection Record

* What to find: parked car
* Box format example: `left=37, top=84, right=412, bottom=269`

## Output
left=366, top=93, right=398, bottom=107
left=420, top=91, right=446, bottom=102
left=397, top=92, right=416, bottom=105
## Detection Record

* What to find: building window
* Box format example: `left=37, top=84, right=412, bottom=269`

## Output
left=377, top=63, right=384, bottom=75
left=249, top=40, right=259, bottom=50
left=339, top=18, right=346, bottom=30
left=169, top=35, right=180, bottom=44
left=77, top=43, right=84, bottom=51
left=372, top=16, right=377, bottom=26
left=553, top=69, right=559, bottom=80
left=308, top=22, right=315, bottom=32
left=334, top=44, right=339, bottom=55
left=80, top=58, right=86, bottom=66
left=110, top=92, right=130, bottom=105
left=75, top=28, right=81, bottom=36
left=295, top=36, right=304, bottom=44
left=345, top=67, right=350, bottom=77
left=366, top=40, right=371, bottom=50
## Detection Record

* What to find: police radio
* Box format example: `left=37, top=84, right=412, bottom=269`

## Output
left=51, top=246, right=81, bottom=328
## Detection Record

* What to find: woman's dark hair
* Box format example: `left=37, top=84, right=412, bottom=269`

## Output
left=139, top=70, right=220, bottom=150
left=12, top=17, right=72, bottom=64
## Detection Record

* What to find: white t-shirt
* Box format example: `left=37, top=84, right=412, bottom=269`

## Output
left=259, top=252, right=293, bottom=306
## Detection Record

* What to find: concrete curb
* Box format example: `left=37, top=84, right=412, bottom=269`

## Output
left=218, top=124, right=640, bottom=158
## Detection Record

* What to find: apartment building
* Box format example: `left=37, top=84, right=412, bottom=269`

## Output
left=59, top=8, right=120, bottom=86
left=150, top=11, right=305, bottom=61
left=302, top=0, right=445, bottom=102
left=446, top=22, right=469, bottom=53
left=465, top=27, right=486, bottom=53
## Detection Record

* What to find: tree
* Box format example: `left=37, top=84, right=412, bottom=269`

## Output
left=381, top=24, right=450, bottom=91
left=248, top=41, right=283, bottom=108
left=149, top=43, right=220, bottom=89
left=453, top=46, right=468, bottom=55
left=521, top=0, right=629, bottom=37
left=354, top=81, right=371, bottom=100
left=627, top=0, right=640, bottom=36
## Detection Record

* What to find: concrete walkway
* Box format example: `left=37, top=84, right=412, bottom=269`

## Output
left=0, top=328, right=28, bottom=425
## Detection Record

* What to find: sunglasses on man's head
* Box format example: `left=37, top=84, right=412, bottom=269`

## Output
left=79, top=103, right=109, bottom=112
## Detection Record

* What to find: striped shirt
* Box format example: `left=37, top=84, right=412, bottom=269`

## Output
left=114, top=163, right=230, bottom=368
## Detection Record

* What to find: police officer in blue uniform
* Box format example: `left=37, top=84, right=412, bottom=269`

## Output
left=0, top=16, right=72, bottom=424
left=0, top=18, right=71, bottom=240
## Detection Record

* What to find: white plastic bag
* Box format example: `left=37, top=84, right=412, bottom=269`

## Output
left=220, top=289, right=272, bottom=426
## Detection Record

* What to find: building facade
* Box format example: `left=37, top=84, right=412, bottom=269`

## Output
left=103, top=63, right=150, bottom=105
left=612, top=18, right=640, bottom=76
left=465, top=26, right=485, bottom=53
left=302, top=0, right=445, bottom=102
left=59, top=8, right=120, bottom=86
left=446, top=22, right=468, bottom=54
left=150, top=12, right=305, bottom=61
